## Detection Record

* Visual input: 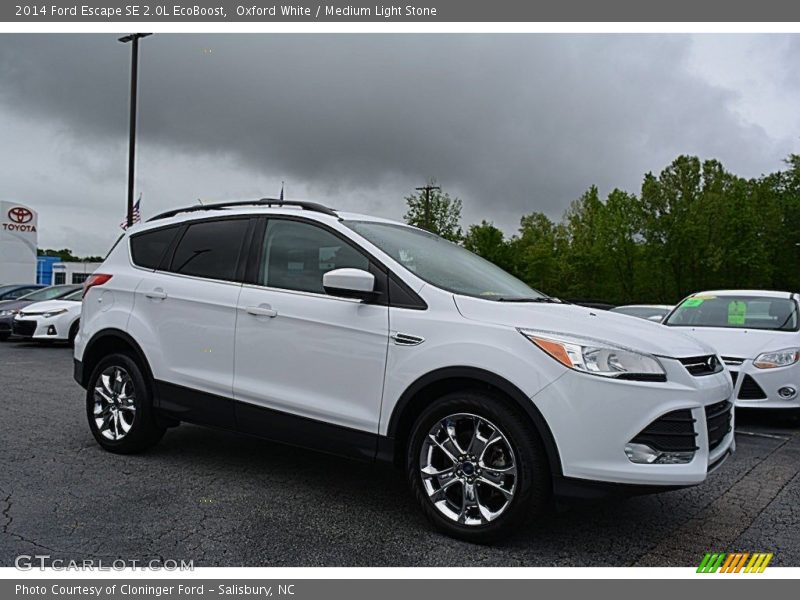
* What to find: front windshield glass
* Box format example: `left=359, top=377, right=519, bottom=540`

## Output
left=344, top=221, right=546, bottom=301
left=63, top=290, right=84, bottom=302
left=19, top=286, right=78, bottom=302
left=665, top=295, right=799, bottom=332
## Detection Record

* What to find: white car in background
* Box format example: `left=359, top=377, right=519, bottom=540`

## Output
left=12, top=288, right=84, bottom=345
left=610, top=304, right=673, bottom=322
left=664, top=290, right=800, bottom=416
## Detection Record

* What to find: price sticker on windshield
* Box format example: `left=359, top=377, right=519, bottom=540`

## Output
left=682, top=298, right=705, bottom=308
left=728, top=301, right=747, bottom=326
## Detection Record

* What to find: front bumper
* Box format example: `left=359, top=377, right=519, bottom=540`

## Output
left=533, top=358, right=735, bottom=487
left=12, top=316, right=68, bottom=340
left=729, top=361, right=800, bottom=410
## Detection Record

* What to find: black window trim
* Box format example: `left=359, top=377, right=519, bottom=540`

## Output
left=246, top=214, right=426, bottom=310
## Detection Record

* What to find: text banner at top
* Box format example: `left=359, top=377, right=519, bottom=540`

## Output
left=5, top=0, right=800, bottom=22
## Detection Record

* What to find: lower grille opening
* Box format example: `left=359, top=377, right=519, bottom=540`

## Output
left=738, top=375, right=767, bottom=400
left=12, top=320, right=36, bottom=337
left=631, top=409, right=698, bottom=453
left=705, top=400, right=732, bottom=451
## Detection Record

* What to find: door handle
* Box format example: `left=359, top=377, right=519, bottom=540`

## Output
left=145, top=289, right=167, bottom=300
left=246, top=305, right=278, bottom=318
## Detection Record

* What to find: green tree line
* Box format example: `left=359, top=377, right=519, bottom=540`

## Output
left=405, top=156, right=800, bottom=305
left=38, top=248, right=104, bottom=263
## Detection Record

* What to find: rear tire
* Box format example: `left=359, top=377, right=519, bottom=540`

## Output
left=86, top=353, right=165, bottom=454
left=406, top=390, right=550, bottom=543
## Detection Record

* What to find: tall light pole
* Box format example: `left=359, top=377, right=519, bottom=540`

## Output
left=118, top=33, right=152, bottom=228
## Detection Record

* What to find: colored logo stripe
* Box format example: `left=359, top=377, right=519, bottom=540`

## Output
left=697, top=552, right=773, bottom=573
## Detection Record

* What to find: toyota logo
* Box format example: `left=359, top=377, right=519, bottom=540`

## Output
left=707, top=356, right=717, bottom=370
left=8, top=207, right=33, bottom=224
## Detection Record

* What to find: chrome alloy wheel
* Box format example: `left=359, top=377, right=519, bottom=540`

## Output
left=419, top=413, right=517, bottom=526
left=93, top=366, right=136, bottom=441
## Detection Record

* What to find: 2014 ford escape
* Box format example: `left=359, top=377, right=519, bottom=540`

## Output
left=74, top=200, right=735, bottom=542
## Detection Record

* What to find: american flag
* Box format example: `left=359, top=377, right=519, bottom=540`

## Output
left=120, top=195, right=142, bottom=230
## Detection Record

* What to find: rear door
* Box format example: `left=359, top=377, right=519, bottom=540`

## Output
left=130, top=217, right=253, bottom=427
left=233, top=217, right=389, bottom=457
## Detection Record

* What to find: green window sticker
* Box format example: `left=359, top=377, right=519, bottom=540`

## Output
left=682, top=298, right=704, bottom=308
left=728, top=301, right=747, bottom=326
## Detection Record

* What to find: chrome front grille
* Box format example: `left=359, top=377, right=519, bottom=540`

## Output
left=678, top=355, right=724, bottom=377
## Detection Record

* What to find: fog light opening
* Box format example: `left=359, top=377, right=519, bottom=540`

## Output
left=778, top=386, right=797, bottom=400
left=47, top=325, right=57, bottom=336
left=625, top=443, right=694, bottom=465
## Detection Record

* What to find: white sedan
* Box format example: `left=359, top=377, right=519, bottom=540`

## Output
left=664, top=290, right=799, bottom=415
left=12, top=288, right=83, bottom=344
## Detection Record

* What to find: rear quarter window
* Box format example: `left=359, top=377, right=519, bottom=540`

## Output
left=130, top=226, right=180, bottom=270
left=167, top=218, right=250, bottom=282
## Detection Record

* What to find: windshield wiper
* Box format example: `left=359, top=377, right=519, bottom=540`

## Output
left=494, top=297, right=559, bottom=303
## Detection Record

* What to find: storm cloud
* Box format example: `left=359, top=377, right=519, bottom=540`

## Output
left=0, top=34, right=798, bottom=254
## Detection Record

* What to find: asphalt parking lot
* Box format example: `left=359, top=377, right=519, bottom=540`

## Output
left=1, top=341, right=799, bottom=567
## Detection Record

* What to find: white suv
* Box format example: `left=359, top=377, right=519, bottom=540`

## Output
left=75, top=200, right=735, bottom=542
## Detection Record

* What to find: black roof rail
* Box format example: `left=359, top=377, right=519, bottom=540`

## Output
left=147, top=198, right=338, bottom=222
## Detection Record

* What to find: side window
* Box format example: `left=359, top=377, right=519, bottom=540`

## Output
left=260, top=220, right=369, bottom=294
left=168, top=219, right=249, bottom=282
left=130, top=226, right=180, bottom=270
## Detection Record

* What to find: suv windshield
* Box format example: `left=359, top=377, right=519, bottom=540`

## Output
left=664, top=295, right=799, bottom=332
left=344, top=221, right=546, bottom=301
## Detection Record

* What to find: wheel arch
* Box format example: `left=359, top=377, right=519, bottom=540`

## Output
left=78, top=328, right=153, bottom=388
left=385, top=366, right=562, bottom=476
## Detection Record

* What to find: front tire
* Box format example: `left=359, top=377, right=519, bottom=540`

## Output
left=407, top=391, right=550, bottom=543
left=86, top=353, right=165, bottom=454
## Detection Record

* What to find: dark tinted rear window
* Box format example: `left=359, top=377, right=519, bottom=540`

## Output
left=130, top=226, right=180, bottom=270
left=168, top=219, right=249, bottom=282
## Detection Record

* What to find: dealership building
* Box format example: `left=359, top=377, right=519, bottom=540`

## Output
left=0, top=201, right=38, bottom=284
left=1, top=201, right=101, bottom=285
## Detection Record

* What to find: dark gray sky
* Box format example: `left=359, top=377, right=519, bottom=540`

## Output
left=0, top=34, right=798, bottom=255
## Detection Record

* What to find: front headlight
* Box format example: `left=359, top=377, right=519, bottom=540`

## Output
left=42, top=309, right=68, bottom=319
left=0, top=309, right=17, bottom=317
left=519, top=329, right=666, bottom=381
left=753, top=348, right=799, bottom=369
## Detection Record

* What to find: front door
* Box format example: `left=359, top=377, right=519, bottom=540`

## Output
left=233, top=218, right=389, bottom=457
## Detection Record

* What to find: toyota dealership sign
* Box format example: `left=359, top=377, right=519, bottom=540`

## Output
left=0, top=201, right=39, bottom=283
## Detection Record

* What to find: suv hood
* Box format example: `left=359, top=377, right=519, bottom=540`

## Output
left=662, top=326, right=797, bottom=359
left=454, top=296, right=715, bottom=358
